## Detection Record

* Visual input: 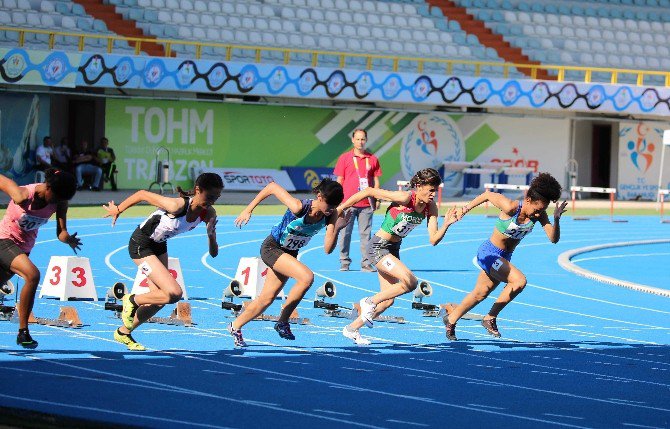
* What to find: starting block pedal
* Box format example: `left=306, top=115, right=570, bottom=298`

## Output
left=441, top=303, right=484, bottom=321
left=221, top=280, right=243, bottom=314
left=147, top=302, right=195, bottom=327
left=0, top=281, right=16, bottom=321
left=241, top=301, right=310, bottom=325
left=18, top=306, right=84, bottom=328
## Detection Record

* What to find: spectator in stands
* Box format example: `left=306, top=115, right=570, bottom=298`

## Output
left=35, top=136, right=53, bottom=172
left=53, top=137, right=72, bottom=172
left=333, top=129, right=382, bottom=272
left=97, top=137, right=117, bottom=191
left=73, top=139, right=102, bottom=191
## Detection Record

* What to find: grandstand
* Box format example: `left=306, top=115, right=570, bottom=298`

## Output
left=0, top=0, right=668, bottom=82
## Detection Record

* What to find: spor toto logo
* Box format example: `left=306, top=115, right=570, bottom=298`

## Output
left=401, top=114, right=465, bottom=186
left=223, top=171, right=274, bottom=185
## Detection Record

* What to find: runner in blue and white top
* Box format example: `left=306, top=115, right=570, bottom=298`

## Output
left=443, top=172, right=567, bottom=340
left=103, top=172, right=223, bottom=351
left=228, top=179, right=350, bottom=347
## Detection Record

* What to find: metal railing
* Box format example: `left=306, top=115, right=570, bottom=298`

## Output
left=4, top=26, right=669, bottom=86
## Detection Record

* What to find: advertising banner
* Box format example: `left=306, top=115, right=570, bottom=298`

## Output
left=198, top=167, right=295, bottom=191
left=106, top=99, right=570, bottom=192
left=282, top=167, right=336, bottom=191
left=618, top=122, right=670, bottom=200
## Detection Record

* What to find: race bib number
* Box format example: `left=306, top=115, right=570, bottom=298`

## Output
left=16, top=214, right=48, bottom=231
left=282, top=233, right=311, bottom=251
left=391, top=219, right=418, bottom=237
left=358, top=177, right=369, bottom=191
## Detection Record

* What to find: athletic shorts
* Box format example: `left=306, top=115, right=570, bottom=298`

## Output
left=128, top=228, right=167, bottom=260
left=0, top=239, right=24, bottom=280
left=260, top=235, right=299, bottom=268
left=476, top=239, right=513, bottom=275
left=366, top=235, right=401, bottom=266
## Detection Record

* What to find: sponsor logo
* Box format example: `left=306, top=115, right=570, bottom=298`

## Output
left=222, top=171, right=275, bottom=185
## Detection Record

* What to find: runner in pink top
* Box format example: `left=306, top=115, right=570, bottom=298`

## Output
left=0, top=169, right=79, bottom=349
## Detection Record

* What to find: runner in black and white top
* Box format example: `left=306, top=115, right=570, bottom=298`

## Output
left=103, top=172, right=223, bottom=350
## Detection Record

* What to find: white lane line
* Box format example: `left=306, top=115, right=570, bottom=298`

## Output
left=543, top=413, right=584, bottom=420
left=386, top=419, right=429, bottom=427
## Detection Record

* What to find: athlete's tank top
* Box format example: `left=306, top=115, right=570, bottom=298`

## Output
left=138, top=197, right=205, bottom=243
left=495, top=201, right=536, bottom=240
left=271, top=199, right=327, bottom=251
left=0, top=183, right=57, bottom=253
left=380, top=191, right=429, bottom=238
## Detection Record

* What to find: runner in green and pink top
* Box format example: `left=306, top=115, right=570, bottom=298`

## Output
left=0, top=169, right=80, bottom=348
left=337, top=168, right=460, bottom=345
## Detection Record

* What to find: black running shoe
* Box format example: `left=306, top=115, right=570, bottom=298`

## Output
left=442, top=315, right=458, bottom=341
left=17, top=329, right=38, bottom=349
left=274, top=321, right=295, bottom=340
left=481, top=317, right=501, bottom=338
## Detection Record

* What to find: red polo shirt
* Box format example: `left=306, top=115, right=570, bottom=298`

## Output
left=333, top=150, right=382, bottom=208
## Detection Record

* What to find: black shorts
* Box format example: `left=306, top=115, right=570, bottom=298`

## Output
left=128, top=228, right=167, bottom=260
left=366, top=235, right=401, bottom=266
left=0, top=239, right=25, bottom=281
left=260, top=235, right=298, bottom=268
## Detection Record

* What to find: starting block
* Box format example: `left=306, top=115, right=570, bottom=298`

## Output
left=147, top=302, right=195, bottom=327
left=411, top=281, right=440, bottom=316
left=12, top=305, right=83, bottom=328
left=104, top=282, right=195, bottom=327
left=39, top=256, right=98, bottom=301
left=221, top=279, right=243, bottom=313
left=0, top=280, right=16, bottom=321
left=313, top=281, right=405, bottom=324
left=220, top=257, right=287, bottom=318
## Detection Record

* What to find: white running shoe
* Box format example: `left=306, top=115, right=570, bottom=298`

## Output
left=342, top=326, right=371, bottom=345
left=359, top=297, right=376, bottom=328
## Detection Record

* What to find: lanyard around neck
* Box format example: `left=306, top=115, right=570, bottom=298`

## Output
left=352, top=152, right=370, bottom=179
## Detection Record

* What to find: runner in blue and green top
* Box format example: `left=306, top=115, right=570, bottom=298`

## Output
left=229, top=179, right=350, bottom=347
left=339, top=168, right=460, bottom=345
left=443, top=172, right=567, bottom=340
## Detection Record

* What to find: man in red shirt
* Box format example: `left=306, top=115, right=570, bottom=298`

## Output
left=333, top=129, right=382, bottom=272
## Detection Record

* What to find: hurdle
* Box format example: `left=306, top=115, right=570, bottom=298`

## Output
left=483, top=183, right=530, bottom=217
left=570, top=186, right=627, bottom=222
left=397, top=180, right=444, bottom=207
left=659, top=189, right=670, bottom=223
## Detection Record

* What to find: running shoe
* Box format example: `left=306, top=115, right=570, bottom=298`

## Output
left=274, top=321, right=295, bottom=340
left=114, top=329, right=146, bottom=351
left=442, top=315, right=458, bottom=341
left=228, top=322, right=247, bottom=347
left=16, top=329, right=37, bottom=349
left=120, top=294, right=138, bottom=330
left=359, top=297, right=376, bottom=328
left=481, top=317, right=501, bottom=338
left=342, top=326, right=371, bottom=345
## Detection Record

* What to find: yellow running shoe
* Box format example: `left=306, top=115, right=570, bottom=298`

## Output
left=120, top=294, right=138, bottom=330
left=114, top=329, right=146, bottom=351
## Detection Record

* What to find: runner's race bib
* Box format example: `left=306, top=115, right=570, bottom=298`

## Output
left=16, top=214, right=48, bottom=231
left=391, top=219, right=419, bottom=237
left=282, top=233, right=311, bottom=251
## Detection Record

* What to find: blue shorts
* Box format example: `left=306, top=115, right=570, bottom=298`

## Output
left=476, top=240, right=512, bottom=275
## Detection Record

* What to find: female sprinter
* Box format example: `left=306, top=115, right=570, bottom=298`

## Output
left=229, top=179, right=350, bottom=347
left=103, top=172, right=222, bottom=350
left=340, top=168, right=459, bottom=345
left=0, top=169, right=80, bottom=348
left=442, top=172, right=567, bottom=340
